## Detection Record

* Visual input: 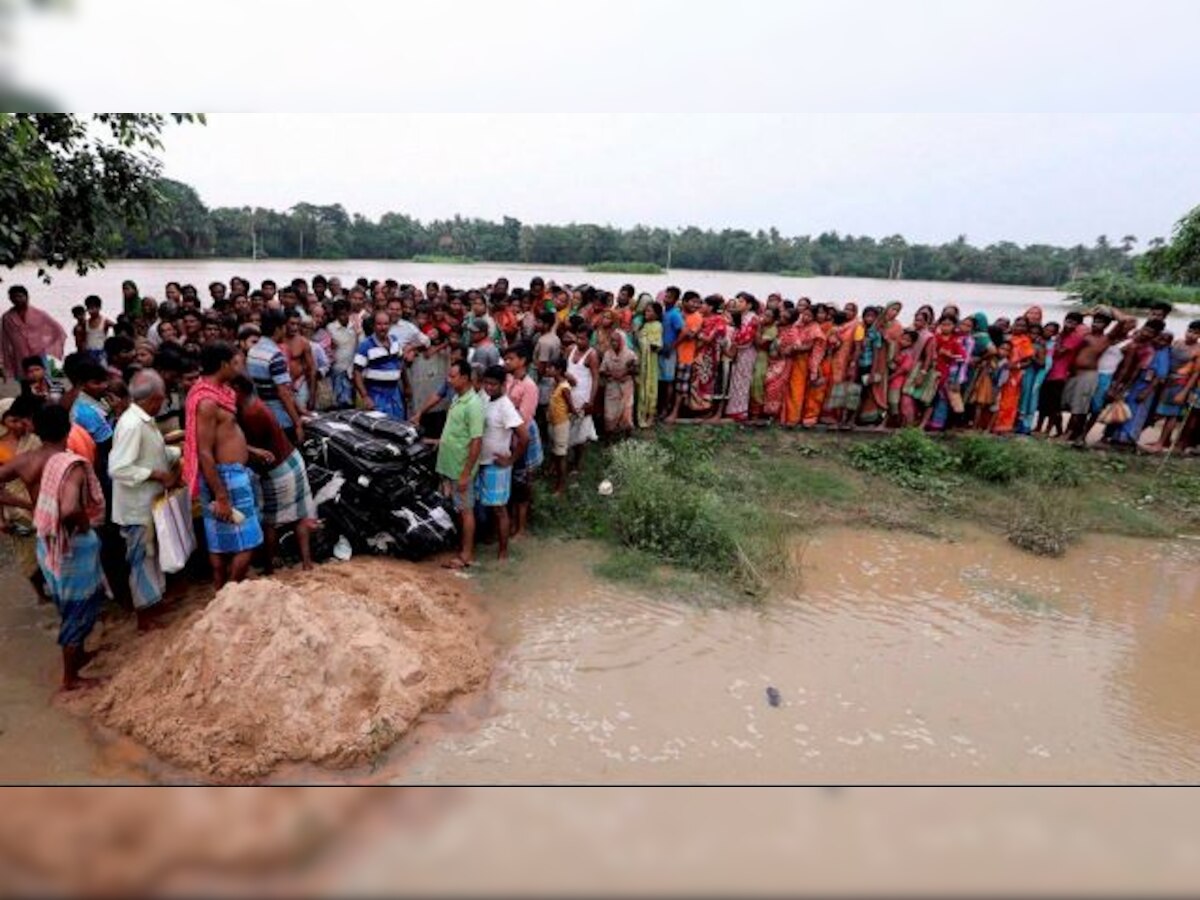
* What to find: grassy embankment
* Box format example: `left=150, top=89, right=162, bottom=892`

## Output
left=584, top=262, right=665, bottom=275
left=530, top=426, right=1200, bottom=602
left=411, top=254, right=476, bottom=265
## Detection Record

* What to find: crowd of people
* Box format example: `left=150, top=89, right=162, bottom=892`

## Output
left=1, top=273, right=1198, bottom=690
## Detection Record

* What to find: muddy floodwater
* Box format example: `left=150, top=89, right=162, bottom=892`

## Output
left=1, top=526, right=1199, bottom=783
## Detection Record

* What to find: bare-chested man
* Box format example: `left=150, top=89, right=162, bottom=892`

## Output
left=1063, top=305, right=1136, bottom=445
left=184, top=341, right=263, bottom=589
left=283, top=309, right=317, bottom=413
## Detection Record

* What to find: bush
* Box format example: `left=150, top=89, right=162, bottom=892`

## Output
left=1062, top=271, right=1200, bottom=311
left=957, top=434, right=1024, bottom=483
left=585, top=261, right=664, bottom=274
left=848, top=429, right=956, bottom=493
left=411, top=253, right=475, bottom=265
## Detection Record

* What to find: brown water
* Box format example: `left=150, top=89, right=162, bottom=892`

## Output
left=1, top=526, right=1198, bottom=784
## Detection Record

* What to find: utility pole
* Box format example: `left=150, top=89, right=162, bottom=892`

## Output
left=666, top=234, right=673, bottom=271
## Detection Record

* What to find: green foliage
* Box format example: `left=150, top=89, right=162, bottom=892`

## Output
left=70, top=169, right=1177, bottom=286
left=1063, top=270, right=1200, bottom=310
left=0, top=113, right=203, bottom=279
left=1139, top=204, right=1200, bottom=286
left=847, top=429, right=956, bottom=493
left=956, top=434, right=1025, bottom=483
left=585, top=262, right=664, bottom=274
left=412, top=254, right=475, bottom=265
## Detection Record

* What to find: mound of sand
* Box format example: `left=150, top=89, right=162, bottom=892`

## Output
left=89, top=560, right=490, bottom=782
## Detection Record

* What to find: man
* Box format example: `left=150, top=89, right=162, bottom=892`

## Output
left=435, top=359, right=484, bottom=570
left=109, top=369, right=181, bottom=630
left=283, top=310, right=318, bottom=413
left=387, top=297, right=431, bottom=353
left=32, top=404, right=107, bottom=691
left=464, top=292, right=499, bottom=349
left=354, top=311, right=416, bottom=420
left=658, top=286, right=684, bottom=418
left=466, top=319, right=501, bottom=376
left=261, top=279, right=278, bottom=304
left=666, top=291, right=703, bottom=423
left=184, top=342, right=263, bottom=589
left=1064, top=306, right=1137, bottom=445
left=327, top=299, right=360, bottom=409
left=408, top=331, right=452, bottom=437
left=209, top=281, right=228, bottom=308
left=1036, top=311, right=1086, bottom=437
left=68, top=360, right=115, bottom=505
left=532, top=312, right=563, bottom=423
left=529, top=276, right=549, bottom=315
left=1149, top=320, right=1200, bottom=452
left=246, top=310, right=306, bottom=445
left=1, top=286, right=67, bottom=381
left=232, top=375, right=316, bottom=572
left=503, top=343, right=541, bottom=540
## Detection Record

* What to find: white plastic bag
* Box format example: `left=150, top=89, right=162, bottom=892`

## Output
left=153, top=488, right=196, bottom=574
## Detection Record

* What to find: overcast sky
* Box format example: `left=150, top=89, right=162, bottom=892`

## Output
left=10, top=0, right=1200, bottom=247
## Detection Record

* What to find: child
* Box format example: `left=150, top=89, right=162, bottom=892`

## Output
left=982, top=342, right=1012, bottom=433
left=545, top=357, right=575, bottom=496
left=20, top=356, right=56, bottom=401
left=83, top=295, right=111, bottom=365
left=888, top=330, right=918, bottom=427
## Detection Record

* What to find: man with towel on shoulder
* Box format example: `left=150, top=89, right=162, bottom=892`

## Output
left=183, top=342, right=263, bottom=590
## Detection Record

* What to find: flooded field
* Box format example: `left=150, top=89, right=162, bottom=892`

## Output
left=3, top=524, right=1196, bottom=785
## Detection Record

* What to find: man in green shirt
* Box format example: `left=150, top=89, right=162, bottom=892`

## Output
left=435, top=359, right=484, bottom=569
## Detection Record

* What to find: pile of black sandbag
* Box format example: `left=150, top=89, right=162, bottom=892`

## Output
left=299, top=410, right=457, bottom=560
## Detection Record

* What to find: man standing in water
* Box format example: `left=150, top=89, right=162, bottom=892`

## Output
left=1063, top=306, right=1136, bottom=446
left=184, top=342, right=263, bottom=589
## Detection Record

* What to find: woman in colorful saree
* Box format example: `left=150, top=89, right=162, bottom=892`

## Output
left=1017, top=322, right=1054, bottom=434
left=752, top=307, right=780, bottom=419
left=635, top=299, right=662, bottom=429
left=725, top=295, right=760, bottom=422
left=781, top=306, right=826, bottom=427
left=687, top=295, right=729, bottom=417
left=762, top=306, right=795, bottom=421
left=821, top=302, right=860, bottom=426
left=802, top=304, right=836, bottom=427
left=992, top=316, right=1033, bottom=433
left=856, top=306, right=891, bottom=427
left=902, top=307, right=939, bottom=417
left=600, top=328, right=638, bottom=436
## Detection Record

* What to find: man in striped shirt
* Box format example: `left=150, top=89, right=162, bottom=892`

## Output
left=354, top=311, right=417, bottom=420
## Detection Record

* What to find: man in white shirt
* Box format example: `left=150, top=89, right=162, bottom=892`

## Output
left=109, top=369, right=181, bottom=630
left=477, top=365, right=528, bottom=562
left=327, top=298, right=361, bottom=409
left=386, top=298, right=430, bottom=354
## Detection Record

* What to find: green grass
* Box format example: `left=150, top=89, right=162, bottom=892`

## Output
left=584, top=261, right=664, bottom=275
left=1062, top=270, right=1200, bottom=310
left=411, top=253, right=475, bottom=265
left=777, top=269, right=815, bottom=278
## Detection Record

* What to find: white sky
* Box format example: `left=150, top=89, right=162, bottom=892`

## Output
left=10, top=0, right=1200, bottom=247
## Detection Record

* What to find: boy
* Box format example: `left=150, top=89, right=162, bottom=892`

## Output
left=546, top=357, right=574, bottom=496
left=71, top=305, right=88, bottom=355
left=82, top=295, right=111, bottom=365
left=478, top=365, right=528, bottom=561
left=20, top=355, right=56, bottom=401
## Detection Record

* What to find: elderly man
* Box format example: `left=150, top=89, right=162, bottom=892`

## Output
left=109, top=369, right=181, bottom=630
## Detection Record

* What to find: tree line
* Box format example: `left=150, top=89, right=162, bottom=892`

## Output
left=103, top=178, right=1163, bottom=288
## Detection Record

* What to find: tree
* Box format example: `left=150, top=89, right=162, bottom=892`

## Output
left=1141, top=204, right=1200, bottom=286
left=0, top=113, right=204, bottom=280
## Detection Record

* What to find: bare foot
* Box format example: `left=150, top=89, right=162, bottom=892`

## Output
left=60, top=675, right=106, bottom=693
left=442, top=557, right=472, bottom=570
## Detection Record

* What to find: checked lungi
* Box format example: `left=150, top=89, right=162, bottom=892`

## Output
left=36, top=530, right=104, bottom=647
left=121, top=524, right=165, bottom=611
left=257, top=449, right=317, bottom=527
left=199, top=463, right=264, bottom=554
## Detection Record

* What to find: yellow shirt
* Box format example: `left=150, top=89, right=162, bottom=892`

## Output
left=547, top=382, right=572, bottom=425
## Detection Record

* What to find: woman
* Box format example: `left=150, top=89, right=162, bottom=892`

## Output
left=802, top=304, right=835, bottom=427
left=822, top=303, right=860, bottom=426
left=902, top=308, right=938, bottom=415
left=856, top=307, right=891, bottom=427
left=600, top=329, right=638, bottom=436
left=752, top=307, right=779, bottom=419
left=782, top=306, right=826, bottom=427
left=687, top=295, right=729, bottom=417
left=1017, top=322, right=1053, bottom=434
left=725, top=296, right=760, bottom=422
left=762, top=307, right=794, bottom=420
left=992, top=316, right=1033, bottom=433
left=635, top=301, right=663, bottom=428
left=121, top=279, right=142, bottom=321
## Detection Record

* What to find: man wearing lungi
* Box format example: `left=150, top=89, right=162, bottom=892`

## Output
left=109, top=369, right=182, bottom=630
left=353, top=310, right=417, bottom=420
left=184, top=342, right=263, bottom=590
left=232, top=375, right=317, bottom=572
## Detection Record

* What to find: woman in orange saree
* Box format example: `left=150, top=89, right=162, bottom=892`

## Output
left=992, top=317, right=1033, bottom=433
left=803, top=304, right=835, bottom=427
left=822, top=302, right=861, bottom=425
left=783, top=306, right=826, bottom=427
left=762, top=307, right=795, bottom=420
